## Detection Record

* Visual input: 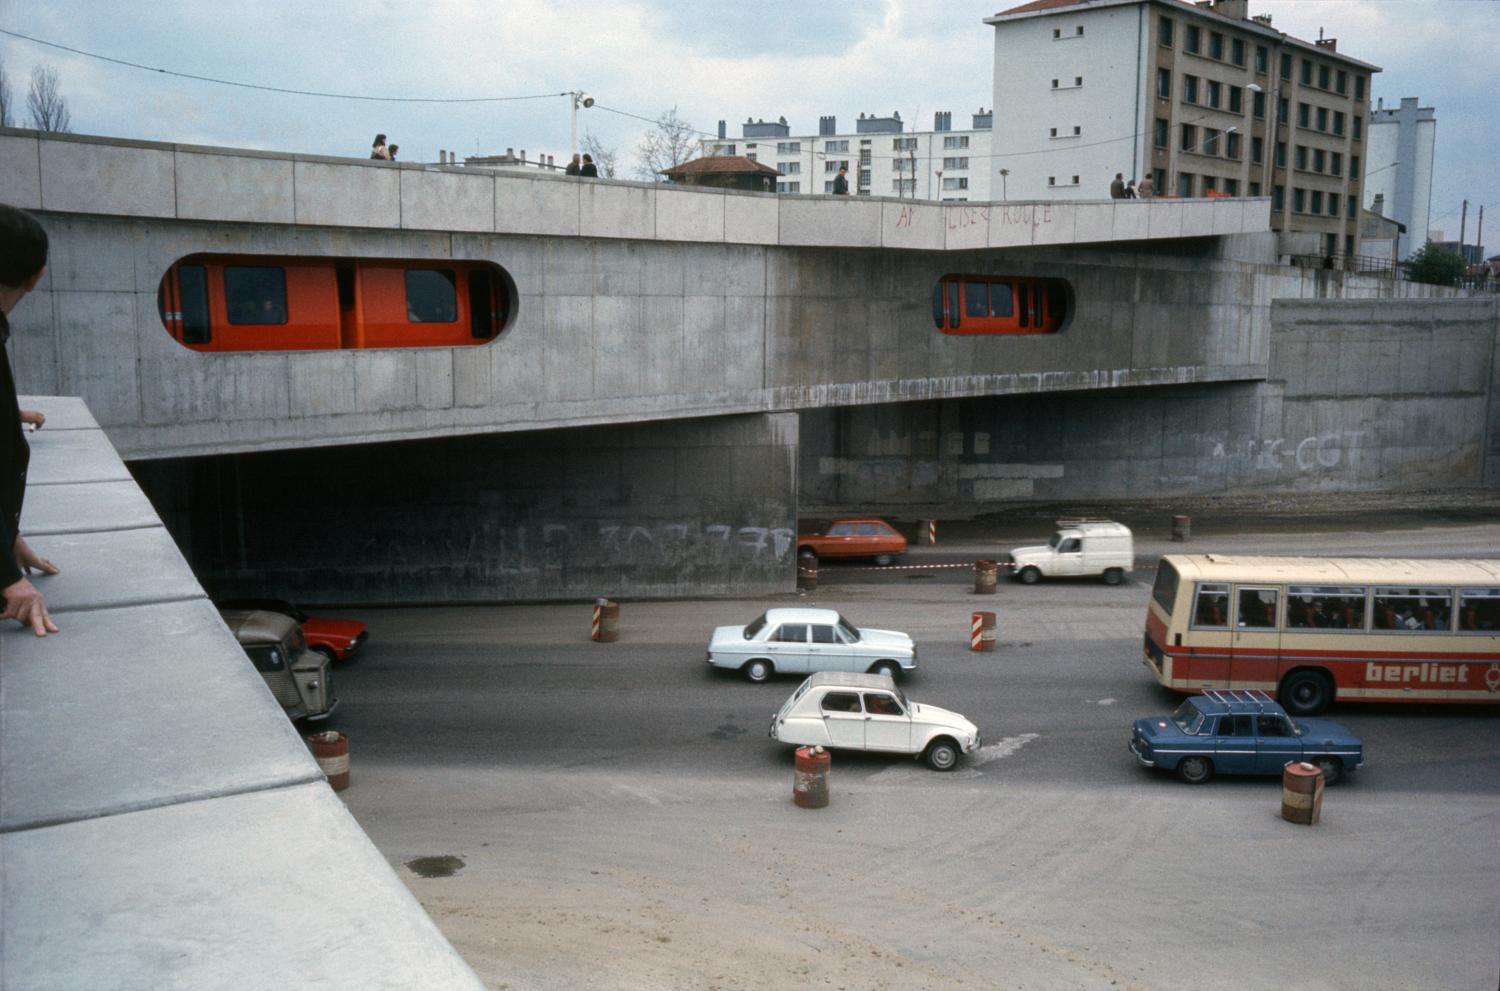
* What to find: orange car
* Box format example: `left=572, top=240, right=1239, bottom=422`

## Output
left=797, top=518, right=908, bottom=566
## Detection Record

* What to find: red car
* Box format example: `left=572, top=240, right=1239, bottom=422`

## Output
left=217, top=598, right=368, bottom=663
left=797, top=518, right=908, bottom=566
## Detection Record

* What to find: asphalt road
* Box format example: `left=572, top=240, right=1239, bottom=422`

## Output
left=327, top=520, right=1500, bottom=991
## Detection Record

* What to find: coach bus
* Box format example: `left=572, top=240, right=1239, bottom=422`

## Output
left=1144, top=555, right=1500, bottom=715
left=931, top=275, right=1070, bottom=335
left=157, top=254, right=514, bottom=352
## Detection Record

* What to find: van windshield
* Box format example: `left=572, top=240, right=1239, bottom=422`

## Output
left=1048, top=531, right=1064, bottom=549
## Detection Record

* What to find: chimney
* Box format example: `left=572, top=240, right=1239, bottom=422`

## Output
left=1315, top=30, right=1337, bottom=52
left=1372, top=193, right=1384, bottom=216
left=819, top=115, right=836, bottom=136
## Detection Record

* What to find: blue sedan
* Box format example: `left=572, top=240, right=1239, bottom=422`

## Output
left=1130, top=689, right=1364, bottom=784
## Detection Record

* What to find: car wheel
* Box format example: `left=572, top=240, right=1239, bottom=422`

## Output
left=1176, top=756, right=1213, bottom=784
left=744, top=659, right=773, bottom=683
left=1103, top=567, right=1124, bottom=586
left=870, top=660, right=900, bottom=680
left=925, top=739, right=960, bottom=771
left=1279, top=670, right=1333, bottom=716
left=1313, top=756, right=1343, bottom=786
left=1019, top=566, right=1041, bottom=585
left=874, top=553, right=894, bottom=567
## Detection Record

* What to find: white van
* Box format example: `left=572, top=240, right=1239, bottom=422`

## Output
left=1004, top=520, right=1134, bottom=585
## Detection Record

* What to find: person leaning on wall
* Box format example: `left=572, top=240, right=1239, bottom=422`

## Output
left=0, top=204, right=60, bottom=636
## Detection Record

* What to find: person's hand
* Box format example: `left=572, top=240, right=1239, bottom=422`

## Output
left=15, top=536, right=58, bottom=577
left=20, top=409, right=44, bottom=431
left=2, top=576, right=58, bottom=636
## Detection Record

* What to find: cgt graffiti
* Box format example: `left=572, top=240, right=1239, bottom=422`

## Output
left=1209, top=431, right=1366, bottom=474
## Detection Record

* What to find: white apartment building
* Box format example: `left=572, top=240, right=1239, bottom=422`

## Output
left=1365, top=96, right=1436, bottom=261
left=703, top=110, right=994, bottom=201
left=986, top=0, right=1379, bottom=260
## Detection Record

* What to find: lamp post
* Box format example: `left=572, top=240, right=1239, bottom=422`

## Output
left=935, top=169, right=943, bottom=202
left=568, top=91, right=594, bottom=160
left=999, top=167, right=1009, bottom=201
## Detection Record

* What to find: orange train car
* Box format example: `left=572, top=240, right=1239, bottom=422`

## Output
left=932, top=275, right=1070, bottom=335
left=157, top=254, right=513, bottom=352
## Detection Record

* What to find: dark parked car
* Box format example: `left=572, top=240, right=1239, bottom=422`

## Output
left=216, top=597, right=368, bottom=663
left=1129, top=690, right=1363, bottom=784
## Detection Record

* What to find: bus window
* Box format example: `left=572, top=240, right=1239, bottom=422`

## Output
left=1235, top=587, right=1278, bottom=629
left=1373, top=587, right=1452, bottom=632
left=405, top=269, right=458, bottom=323
left=1150, top=560, right=1180, bottom=614
left=178, top=265, right=210, bottom=344
left=1458, top=588, right=1500, bottom=631
left=964, top=281, right=989, bottom=318
left=225, top=266, right=288, bottom=325
left=1287, top=586, right=1367, bottom=630
left=1192, top=583, right=1230, bottom=628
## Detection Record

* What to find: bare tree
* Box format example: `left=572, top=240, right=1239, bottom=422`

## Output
left=634, top=107, right=699, bottom=182
left=581, top=132, right=618, bottom=180
left=27, top=64, right=71, bottom=133
left=0, top=55, right=12, bottom=128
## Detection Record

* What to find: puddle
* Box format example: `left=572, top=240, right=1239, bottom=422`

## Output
left=405, top=855, right=465, bottom=878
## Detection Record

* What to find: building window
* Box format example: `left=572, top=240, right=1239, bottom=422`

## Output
left=1273, top=184, right=1284, bottom=210
left=1350, top=155, right=1360, bottom=179
left=1313, top=148, right=1325, bottom=172
left=1278, top=96, right=1289, bottom=124
left=1333, top=111, right=1345, bottom=136
left=943, top=135, right=969, bottom=149
left=1345, top=234, right=1355, bottom=256
left=1224, top=178, right=1239, bottom=196
left=1336, top=70, right=1348, bottom=95
left=1326, top=233, right=1338, bottom=257
left=858, top=169, right=870, bottom=186
left=780, top=161, right=801, bottom=175
left=893, top=137, right=917, bottom=151
left=1329, top=152, right=1341, bottom=177
left=776, top=181, right=800, bottom=194
left=1048, top=176, right=1056, bottom=186
left=1157, top=68, right=1172, bottom=99
left=1153, top=167, right=1167, bottom=193
left=1178, top=172, right=1193, bottom=197
left=893, top=158, right=913, bottom=172
left=1355, top=75, right=1366, bottom=99
left=825, top=159, right=848, bottom=172
left=1276, top=142, right=1286, bottom=167
left=1227, top=131, right=1241, bottom=160
left=942, top=177, right=969, bottom=190
left=1253, top=90, right=1266, bottom=119
left=1181, top=124, right=1198, bottom=151
left=1229, top=85, right=1242, bottom=114
left=1232, top=38, right=1245, bottom=66
left=1251, top=136, right=1263, bottom=163
left=1207, top=80, right=1221, bottom=109
left=1049, top=127, right=1057, bottom=137
left=1203, top=175, right=1216, bottom=194
left=1328, top=195, right=1339, bottom=217
left=1203, top=128, right=1220, bottom=156
left=1210, top=32, right=1224, bottom=59
left=942, top=157, right=969, bottom=169
left=1075, top=76, right=1083, bottom=86
left=1250, top=181, right=1262, bottom=197
left=1316, top=107, right=1328, bottom=131
left=1300, top=59, right=1312, bottom=85
left=1295, top=144, right=1307, bottom=170
left=1293, top=187, right=1305, bottom=212
left=1298, top=102, right=1310, bottom=127
left=1154, top=118, right=1170, bottom=147
left=1311, top=190, right=1323, bottom=214
left=1184, top=75, right=1199, bottom=103
left=891, top=178, right=914, bottom=193
left=1053, top=28, right=1061, bottom=39
left=1255, top=45, right=1269, bottom=73
left=1318, top=64, right=1330, bottom=89
left=1077, top=25, right=1084, bottom=35
left=1052, top=78, right=1060, bottom=88
left=1347, top=195, right=1357, bottom=219
left=1353, top=117, right=1362, bottom=140
left=1280, top=53, right=1292, bottom=80
left=824, top=140, right=848, bottom=153
left=1186, top=24, right=1201, bottom=54
left=1073, top=125, right=1081, bottom=135
left=1159, top=16, right=1174, bottom=47
left=776, top=142, right=801, bottom=154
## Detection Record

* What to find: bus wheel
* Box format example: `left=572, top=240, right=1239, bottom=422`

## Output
left=1177, top=756, right=1213, bottom=784
left=1280, top=670, right=1332, bottom=716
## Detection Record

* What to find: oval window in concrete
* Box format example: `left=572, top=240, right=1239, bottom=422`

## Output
left=931, top=275, right=1071, bottom=335
left=156, top=254, right=517, bottom=351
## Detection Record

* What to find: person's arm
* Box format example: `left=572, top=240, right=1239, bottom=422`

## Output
left=20, top=409, right=44, bottom=429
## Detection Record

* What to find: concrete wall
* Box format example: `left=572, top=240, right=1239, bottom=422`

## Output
left=1, top=397, right=484, bottom=990
left=800, top=296, right=1500, bottom=506
left=131, top=413, right=799, bottom=604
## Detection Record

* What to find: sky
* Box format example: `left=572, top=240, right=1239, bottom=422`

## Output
left=0, top=0, right=1493, bottom=245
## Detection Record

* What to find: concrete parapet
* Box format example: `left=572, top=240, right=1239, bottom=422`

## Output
left=294, top=158, right=401, bottom=228
left=0, top=132, right=41, bottom=207
left=401, top=165, right=496, bottom=233
left=656, top=185, right=726, bottom=242
left=779, top=195, right=882, bottom=247
left=176, top=150, right=295, bottom=224
left=40, top=136, right=176, bottom=218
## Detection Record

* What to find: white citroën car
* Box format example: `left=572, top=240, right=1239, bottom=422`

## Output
left=706, top=608, right=917, bottom=683
left=769, top=672, right=981, bottom=771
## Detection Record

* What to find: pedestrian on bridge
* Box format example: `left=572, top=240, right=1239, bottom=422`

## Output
left=0, top=204, right=60, bottom=637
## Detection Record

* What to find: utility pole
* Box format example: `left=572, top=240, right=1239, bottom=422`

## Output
left=1476, top=206, right=1484, bottom=267
left=1458, top=199, right=1468, bottom=260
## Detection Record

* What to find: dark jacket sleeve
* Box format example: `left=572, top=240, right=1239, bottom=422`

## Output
left=1, top=326, right=29, bottom=589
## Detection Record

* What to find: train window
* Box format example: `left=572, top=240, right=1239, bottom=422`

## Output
left=964, top=281, right=989, bottom=318
left=225, top=266, right=288, bottom=325
left=469, top=269, right=494, bottom=339
left=990, top=282, right=1013, bottom=318
left=178, top=265, right=211, bottom=344
left=947, top=281, right=960, bottom=329
left=405, top=269, right=458, bottom=323
left=933, top=275, right=1069, bottom=335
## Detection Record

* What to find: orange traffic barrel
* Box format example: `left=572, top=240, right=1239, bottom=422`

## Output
left=793, top=746, right=830, bottom=809
left=797, top=555, right=818, bottom=592
left=591, top=598, right=619, bottom=642
left=307, top=731, right=350, bottom=792
left=1171, top=514, right=1192, bottom=542
left=974, top=559, right=998, bottom=594
left=971, top=611, right=997, bottom=651
left=1281, top=761, right=1324, bottom=825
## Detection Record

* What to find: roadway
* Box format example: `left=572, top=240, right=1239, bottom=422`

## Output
left=326, top=519, right=1500, bottom=991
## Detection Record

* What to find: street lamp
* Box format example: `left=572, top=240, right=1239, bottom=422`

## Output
left=935, top=169, right=943, bottom=201
left=568, top=91, right=594, bottom=160
left=999, top=167, right=1010, bottom=201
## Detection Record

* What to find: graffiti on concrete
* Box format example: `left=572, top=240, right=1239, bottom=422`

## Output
left=1210, top=431, right=1366, bottom=473
left=945, top=206, right=990, bottom=231
left=996, top=204, right=1053, bottom=230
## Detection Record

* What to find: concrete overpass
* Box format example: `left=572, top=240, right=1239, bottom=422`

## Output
left=2, top=127, right=1492, bottom=605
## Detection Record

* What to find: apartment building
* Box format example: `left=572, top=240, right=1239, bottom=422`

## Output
left=1365, top=96, right=1437, bottom=261
left=703, top=110, right=994, bottom=201
left=986, top=0, right=1378, bottom=259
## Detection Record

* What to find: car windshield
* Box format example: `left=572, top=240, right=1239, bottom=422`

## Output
left=744, top=613, right=769, bottom=639
left=1170, top=700, right=1205, bottom=734
left=836, top=615, right=861, bottom=641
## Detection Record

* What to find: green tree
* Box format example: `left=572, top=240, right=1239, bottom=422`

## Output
left=1405, top=240, right=1465, bottom=287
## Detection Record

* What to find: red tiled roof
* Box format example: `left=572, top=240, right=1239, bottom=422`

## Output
left=661, top=155, right=781, bottom=178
